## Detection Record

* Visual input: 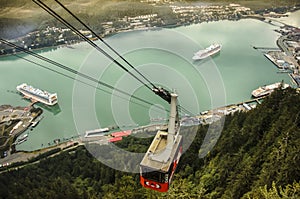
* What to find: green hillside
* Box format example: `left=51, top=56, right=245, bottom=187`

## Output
left=0, top=87, right=299, bottom=198
left=0, top=0, right=299, bottom=39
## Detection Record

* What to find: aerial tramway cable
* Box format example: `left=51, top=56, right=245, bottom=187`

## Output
left=2, top=38, right=195, bottom=117
left=33, top=0, right=177, bottom=105
left=33, top=0, right=153, bottom=92
left=0, top=39, right=164, bottom=112
left=53, top=0, right=158, bottom=90
left=179, top=105, right=195, bottom=117
left=22, top=0, right=195, bottom=116
left=29, top=1, right=196, bottom=191
left=9, top=52, right=155, bottom=111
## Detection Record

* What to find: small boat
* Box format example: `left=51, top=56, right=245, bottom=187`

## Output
left=17, top=134, right=28, bottom=144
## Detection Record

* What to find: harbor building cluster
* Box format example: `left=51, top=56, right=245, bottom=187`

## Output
left=170, top=3, right=253, bottom=25
left=263, top=25, right=300, bottom=86
left=0, top=105, right=42, bottom=156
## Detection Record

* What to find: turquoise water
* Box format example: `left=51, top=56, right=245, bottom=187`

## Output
left=0, top=17, right=296, bottom=151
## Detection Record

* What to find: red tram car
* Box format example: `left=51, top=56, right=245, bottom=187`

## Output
left=140, top=93, right=182, bottom=192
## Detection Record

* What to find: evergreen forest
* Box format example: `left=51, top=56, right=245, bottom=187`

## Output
left=0, top=87, right=299, bottom=199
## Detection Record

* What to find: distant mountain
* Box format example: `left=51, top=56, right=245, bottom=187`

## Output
left=0, top=0, right=298, bottom=39
left=0, top=0, right=157, bottom=39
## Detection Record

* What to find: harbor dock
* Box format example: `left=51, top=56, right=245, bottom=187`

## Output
left=255, top=25, right=300, bottom=88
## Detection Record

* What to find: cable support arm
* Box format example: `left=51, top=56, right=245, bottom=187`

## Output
left=151, top=87, right=172, bottom=104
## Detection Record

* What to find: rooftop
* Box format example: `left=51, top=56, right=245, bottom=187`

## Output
left=140, top=130, right=182, bottom=172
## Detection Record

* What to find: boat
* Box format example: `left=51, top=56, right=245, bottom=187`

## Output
left=84, top=127, right=110, bottom=138
left=192, top=43, right=222, bottom=60
left=16, top=83, right=58, bottom=106
left=251, top=82, right=289, bottom=98
left=31, top=116, right=44, bottom=128
left=17, top=134, right=28, bottom=145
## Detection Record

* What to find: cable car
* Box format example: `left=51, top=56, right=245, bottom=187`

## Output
left=140, top=93, right=183, bottom=192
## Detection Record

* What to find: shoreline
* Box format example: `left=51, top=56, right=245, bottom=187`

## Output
left=0, top=18, right=293, bottom=59
left=0, top=91, right=273, bottom=171
left=1, top=5, right=299, bottom=58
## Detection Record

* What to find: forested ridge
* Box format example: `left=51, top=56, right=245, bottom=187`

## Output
left=0, top=88, right=299, bottom=199
left=1, top=0, right=299, bottom=39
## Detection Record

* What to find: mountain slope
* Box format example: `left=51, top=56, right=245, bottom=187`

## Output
left=186, top=87, right=300, bottom=198
left=0, top=88, right=299, bottom=199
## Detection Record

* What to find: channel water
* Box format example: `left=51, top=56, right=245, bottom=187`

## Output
left=1, top=14, right=299, bottom=151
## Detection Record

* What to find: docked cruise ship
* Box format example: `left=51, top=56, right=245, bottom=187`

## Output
left=251, top=82, right=289, bottom=98
left=16, top=83, right=58, bottom=106
left=193, top=43, right=222, bottom=60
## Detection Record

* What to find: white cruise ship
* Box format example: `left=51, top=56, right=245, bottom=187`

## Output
left=193, top=43, right=222, bottom=60
left=251, top=82, right=289, bottom=98
left=16, top=83, right=58, bottom=106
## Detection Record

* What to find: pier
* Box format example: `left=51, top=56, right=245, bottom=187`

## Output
left=252, top=46, right=280, bottom=51
left=237, top=96, right=265, bottom=105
